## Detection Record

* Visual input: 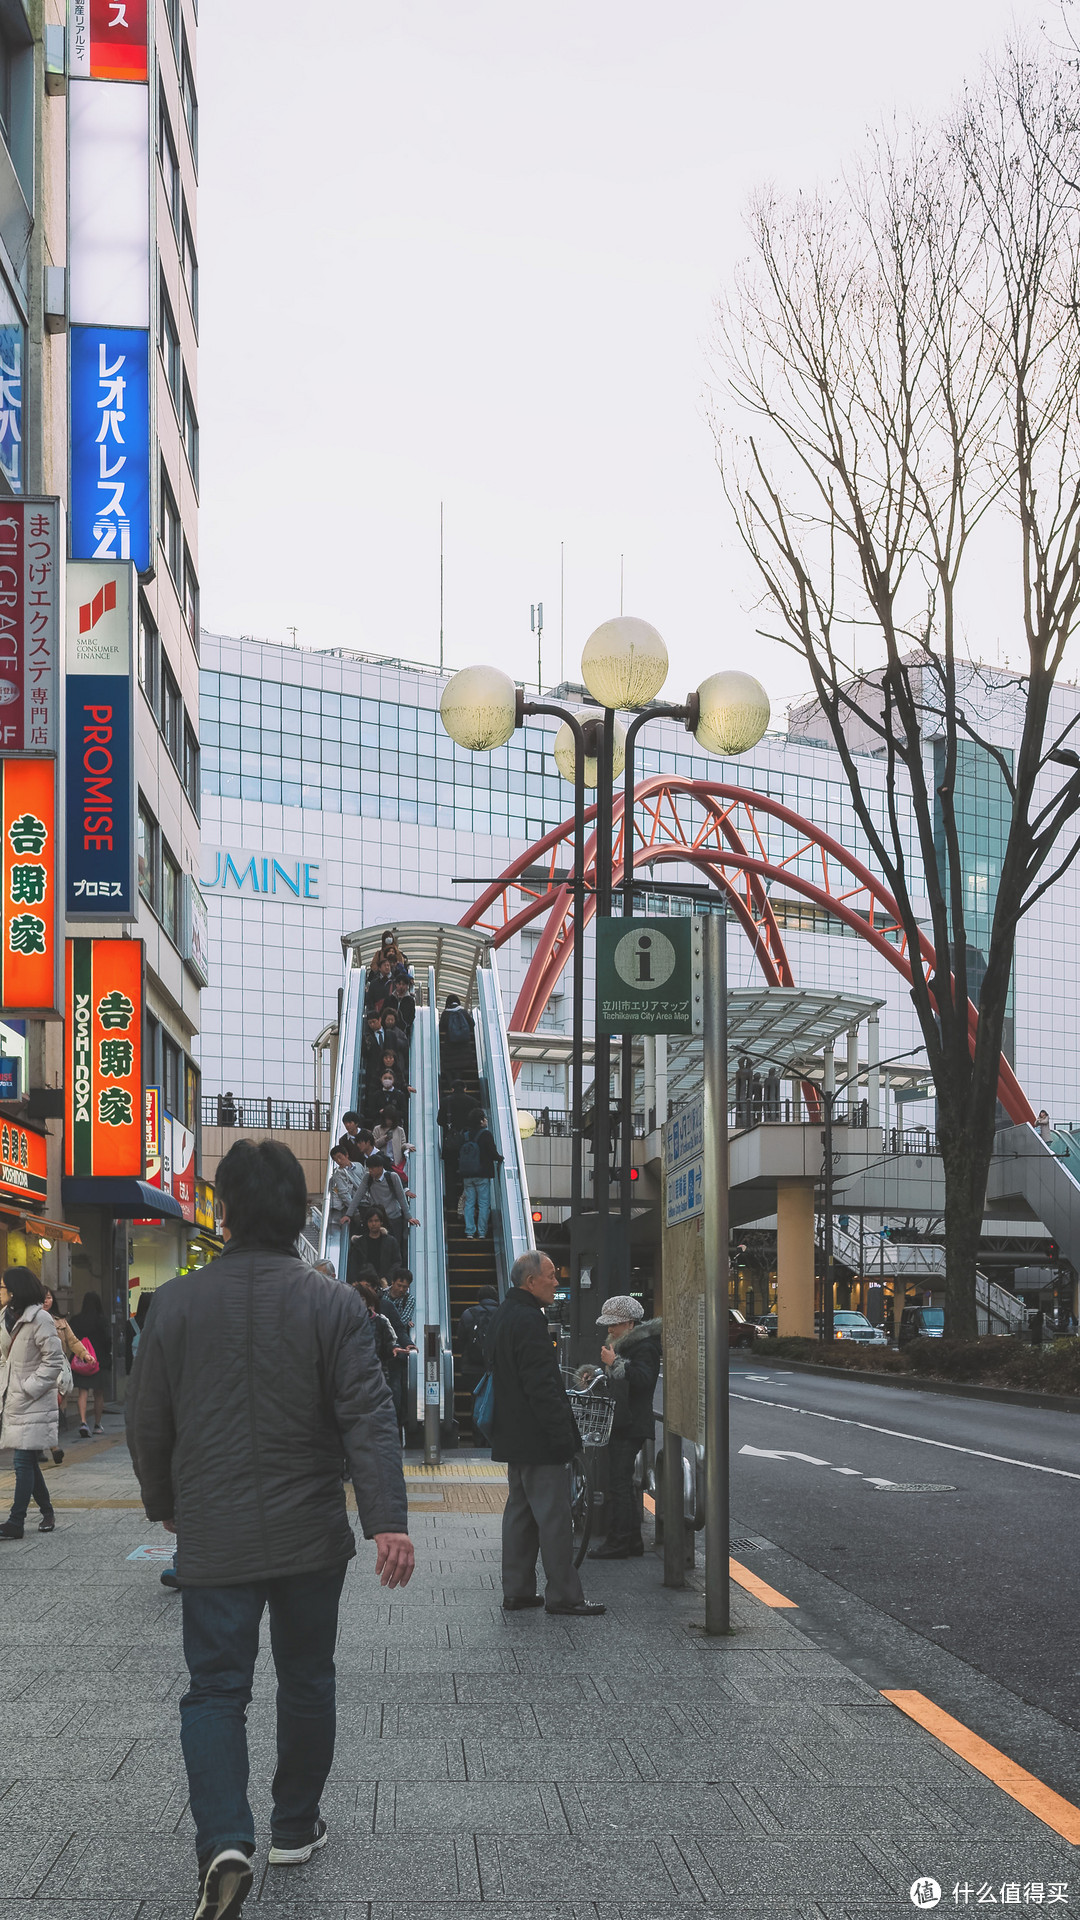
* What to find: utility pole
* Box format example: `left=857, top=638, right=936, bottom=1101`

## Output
left=531, top=602, right=544, bottom=693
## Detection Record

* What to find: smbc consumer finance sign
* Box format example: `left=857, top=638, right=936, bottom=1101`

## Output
left=595, top=917, right=698, bottom=1035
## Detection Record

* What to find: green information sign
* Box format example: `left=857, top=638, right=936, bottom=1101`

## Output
left=595, top=916, right=699, bottom=1034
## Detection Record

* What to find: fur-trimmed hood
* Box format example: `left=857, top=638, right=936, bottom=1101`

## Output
left=607, top=1316, right=662, bottom=1379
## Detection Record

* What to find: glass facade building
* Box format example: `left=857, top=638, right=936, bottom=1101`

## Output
left=195, top=634, right=1080, bottom=1129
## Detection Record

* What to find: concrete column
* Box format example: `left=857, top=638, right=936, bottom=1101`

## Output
left=867, top=1012, right=880, bottom=1130
left=847, top=1026, right=860, bottom=1117
left=776, top=1179, right=816, bottom=1337
left=655, top=1032, right=668, bottom=1126
left=643, top=1034, right=656, bottom=1131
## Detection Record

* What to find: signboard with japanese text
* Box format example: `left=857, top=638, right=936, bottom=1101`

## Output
left=0, top=501, right=60, bottom=752
left=195, top=1178, right=215, bottom=1233
left=595, top=916, right=699, bottom=1036
left=69, top=0, right=149, bottom=81
left=65, top=561, right=136, bottom=918
left=69, top=328, right=150, bottom=571
left=143, top=1084, right=161, bottom=1185
left=0, top=758, right=60, bottom=1015
left=0, top=1056, right=19, bottom=1099
left=664, top=1096, right=705, bottom=1228
left=0, top=1117, right=47, bottom=1208
left=171, top=1117, right=195, bottom=1221
left=182, top=873, right=209, bottom=982
left=64, top=937, right=144, bottom=1177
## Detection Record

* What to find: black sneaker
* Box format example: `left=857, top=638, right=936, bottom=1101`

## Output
left=78, top=1424, right=90, bottom=1438
left=193, top=1847, right=253, bottom=1918
left=38, top=1514, right=55, bottom=1533
left=160, top=1567, right=180, bottom=1590
left=268, top=1818, right=328, bottom=1866
left=0, top=1521, right=24, bottom=1540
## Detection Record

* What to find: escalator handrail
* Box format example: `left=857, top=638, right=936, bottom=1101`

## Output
left=404, top=966, right=452, bottom=1427
left=476, top=954, right=534, bottom=1295
left=318, top=957, right=366, bottom=1273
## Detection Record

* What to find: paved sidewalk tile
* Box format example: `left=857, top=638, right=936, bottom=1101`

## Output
left=0, top=1435, right=1074, bottom=1914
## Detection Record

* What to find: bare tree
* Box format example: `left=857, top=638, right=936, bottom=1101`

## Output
left=714, top=46, right=1080, bottom=1337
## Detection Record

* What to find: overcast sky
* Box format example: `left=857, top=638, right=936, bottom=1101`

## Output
left=197, top=0, right=1036, bottom=720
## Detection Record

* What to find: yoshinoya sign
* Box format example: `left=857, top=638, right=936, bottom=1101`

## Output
left=199, top=851, right=322, bottom=905
left=0, top=757, right=61, bottom=1016
left=0, top=500, right=60, bottom=751
left=64, top=937, right=144, bottom=1177
left=595, top=916, right=702, bottom=1036
left=65, top=560, right=136, bottom=918
left=0, top=1117, right=47, bottom=1207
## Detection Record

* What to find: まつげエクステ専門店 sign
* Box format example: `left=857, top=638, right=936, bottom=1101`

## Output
left=595, top=917, right=700, bottom=1035
left=65, top=938, right=144, bottom=1177
left=0, top=758, right=60, bottom=1015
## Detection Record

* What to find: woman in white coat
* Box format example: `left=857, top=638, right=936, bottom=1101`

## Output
left=0, top=1268, right=63, bottom=1538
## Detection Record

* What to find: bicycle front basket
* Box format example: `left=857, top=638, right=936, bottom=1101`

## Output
left=570, top=1383, right=615, bottom=1448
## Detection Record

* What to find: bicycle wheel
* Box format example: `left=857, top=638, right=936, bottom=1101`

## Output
left=569, top=1450, right=593, bottom=1567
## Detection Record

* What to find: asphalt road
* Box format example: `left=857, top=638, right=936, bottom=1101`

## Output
left=728, top=1357, right=1080, bottom=1795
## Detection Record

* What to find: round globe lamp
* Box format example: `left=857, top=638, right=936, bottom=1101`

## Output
left=580, top=616, right=668, bottom=712
left=553, top=709, right=626, bottom=788
left=517, top=1110, right=538, bottom=1139
left=694, top=670, right=771, bottom=756
left=439, top=664, right=519, bottom=752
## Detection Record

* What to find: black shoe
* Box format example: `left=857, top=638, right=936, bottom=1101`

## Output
left=588, top=1538, right=645, bottom=1560
left=78, top=1424, right=90, bottom=1438
left=194, top=1847, right=253, bottom=1918
left=160, top=1568, right=181, bottom=1590
left=38, top=1514, right=55, bottom=1533
left=501, top=1595, right=544, bottom=1611
left=545, top=1601, right=606, bottom=1616
left=0, top=1521, right=24, bottom=1540
left=50, top=1449, right=64, bottom=1465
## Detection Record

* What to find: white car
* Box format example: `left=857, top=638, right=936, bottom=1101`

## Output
left=830, top=1309, right=888, bottom=1346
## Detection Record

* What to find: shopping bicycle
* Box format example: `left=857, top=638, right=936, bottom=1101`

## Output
left=562, top=1369, right=616, bottom=1567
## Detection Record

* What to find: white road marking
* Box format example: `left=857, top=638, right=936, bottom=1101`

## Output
left=731, top=1392, right=1080, bottom=1482
left=832, top=1467, right=862, bottom=1475
left=739, top=1444, right=831, bottom=1465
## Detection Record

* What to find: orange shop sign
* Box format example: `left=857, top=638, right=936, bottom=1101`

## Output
left=64, top=938, right=144, bottom=1177
left=0, top=1119, right=47, bottom=1207
left=0, top=758, right=60, bottom=1015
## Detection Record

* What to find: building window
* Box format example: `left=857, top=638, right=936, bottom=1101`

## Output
left=181, top=36, right=198, bottom=167
left=138, top=798, right=158, bottom=909
left=162, top=844, right=180, bottom=943
left=183, top=547, right=199, bottom=647
left=163, top=0, right=179, bottom=57
left=160, top=466, right=181, bottom=583
left=182, top=207, right=198, bottom=329
left=184, top=721, right=200, bottom=817
left=159, top=285, right=181, bottom=410
left=163, top=1033, right=181, bottom=1116
left=138, top=602, right=159, bottom=708
left=182, top=381, right=199, bottom=487
left=161, top=655, right=181, bottom=765
left=158, top=94, right=180, bottom=232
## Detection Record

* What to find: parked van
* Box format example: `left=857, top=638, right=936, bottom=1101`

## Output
left=899, top=1305, right=944, bottom=1342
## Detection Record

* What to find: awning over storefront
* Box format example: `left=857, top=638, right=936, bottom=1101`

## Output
left=62, top=1177, right=188, bottom=1220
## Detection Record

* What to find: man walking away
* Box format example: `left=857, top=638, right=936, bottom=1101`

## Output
left=489, top=1250, right=604, bottom=1617
left=126, top=1139, right=413, bottom=1920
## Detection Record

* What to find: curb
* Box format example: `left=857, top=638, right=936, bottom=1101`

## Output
left=747, top=1355, right=1080, bottom=1414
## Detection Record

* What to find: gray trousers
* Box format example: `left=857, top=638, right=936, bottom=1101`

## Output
left=501, top=1462, right=585, bottom=1610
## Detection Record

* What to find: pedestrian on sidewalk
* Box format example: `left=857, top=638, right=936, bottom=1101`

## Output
left=43, top=1285, right=90, bottom=1458
left=126, top=1138, right=413, bottom=1920
left=458, top=1285, right=498, bottom=1439
left=69, top=1290, right=111, bottom=1436
left=0, top=1268, right=63, bottom=1538
left=489, top=1250, right=604, bottom=1617
left=586, top=1296, right=661, bottom=1561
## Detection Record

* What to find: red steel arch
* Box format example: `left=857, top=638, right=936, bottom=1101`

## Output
left=458, top=775, right=1035, bottom=1126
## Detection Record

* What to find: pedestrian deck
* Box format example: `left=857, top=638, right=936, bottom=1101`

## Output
left=0, top=1427, right=1072, bottom=1917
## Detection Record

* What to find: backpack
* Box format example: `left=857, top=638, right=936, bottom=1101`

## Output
left=461, top=1304, right=492, bottom=1372
left=458, top=1132, right=482, bottom=1177
left=445, top=1007, right=471, bottom=1045
left=472, top=1372, right=494, bottom=1443
left=71, top=1335, right=98, bottom=1375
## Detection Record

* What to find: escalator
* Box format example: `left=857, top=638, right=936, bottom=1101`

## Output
left=988, top=1122, right=1080, bottom=1276
left=317, top=924, right=535, bottom=1442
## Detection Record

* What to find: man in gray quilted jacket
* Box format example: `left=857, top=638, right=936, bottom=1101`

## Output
left=127, top=1138, right=412, bottom=1920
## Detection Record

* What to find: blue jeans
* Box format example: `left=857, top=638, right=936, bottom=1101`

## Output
left=10, top=1449, right=52, bottom=1525
left=463, top=1176, right=491, bottom=1236
left=179, top=1562, right=348, bottom=1867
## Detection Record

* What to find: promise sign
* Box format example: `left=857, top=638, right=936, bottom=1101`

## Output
left=64, top=937, right=144, bottom=1177
left=0, top=756, right=60, bottom=1015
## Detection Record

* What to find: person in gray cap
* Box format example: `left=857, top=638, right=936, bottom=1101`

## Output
left=589, top=1296, right=662, bottom=1560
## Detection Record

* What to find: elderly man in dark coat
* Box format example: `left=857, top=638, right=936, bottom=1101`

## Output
left=127, top=1138, right=412, bottom=1920
left=488, top=1249, right=604, bottom=1618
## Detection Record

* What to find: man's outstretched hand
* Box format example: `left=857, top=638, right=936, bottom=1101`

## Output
left=374, top=1532, right=414, bottom=1588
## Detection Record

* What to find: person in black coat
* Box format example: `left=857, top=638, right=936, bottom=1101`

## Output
left=70, top=1289, right=112, bottom=1436
left=585, top=1297, right=661, bottom=1560
left=457, top=1286, right=498, bottom=1440
left=488, top=1251, right=603, bottom=1618
left=439, top=995, right=475, bottom=1074
left=126, top=1138, right=413, bottom=1913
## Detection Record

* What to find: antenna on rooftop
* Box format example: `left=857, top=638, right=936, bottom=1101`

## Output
left=560, top=541, right=565, bottom=685
left=531, top=601, right=544, bottom=692
left=620, top=553, right=624, bottom=615
left=439, top=501, right=445, bottom=672
left=286, top=626, right=298, bottom=648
